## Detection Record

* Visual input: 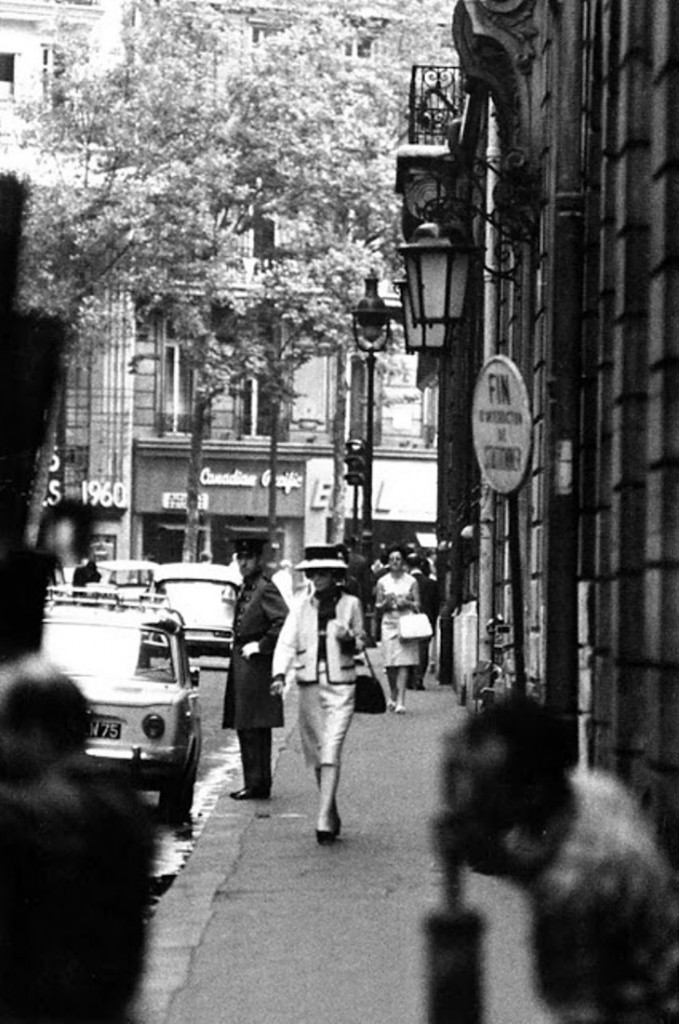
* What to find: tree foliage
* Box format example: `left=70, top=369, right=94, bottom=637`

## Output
left=16, top=0, right=454, bottom=551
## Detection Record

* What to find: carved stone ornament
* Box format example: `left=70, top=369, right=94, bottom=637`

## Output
left=479, top=0, right=529, bottom=11
left=453, top=0, right=540, bottom=158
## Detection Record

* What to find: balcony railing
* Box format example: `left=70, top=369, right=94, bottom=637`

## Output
left=157, top=412, right=196, bottom=436
left=408, top=66, right=465, bottom=146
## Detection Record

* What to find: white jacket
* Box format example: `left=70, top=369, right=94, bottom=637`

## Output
left=272, top=591, right=364, bottom=684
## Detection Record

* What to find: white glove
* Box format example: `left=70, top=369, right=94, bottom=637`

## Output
left=241, top=641, right=260, bottom=660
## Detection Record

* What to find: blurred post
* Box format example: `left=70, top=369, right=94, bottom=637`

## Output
left=0, top=174, right=66, bottom=657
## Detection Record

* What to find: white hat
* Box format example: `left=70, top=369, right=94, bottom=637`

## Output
left=296, top=545, right=347, bottom=572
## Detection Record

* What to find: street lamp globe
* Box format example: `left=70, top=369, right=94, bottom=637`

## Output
left=351, top=272, right=392, bottom=351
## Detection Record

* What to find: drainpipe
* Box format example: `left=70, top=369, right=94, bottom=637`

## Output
left=544, top=1, right=584, bottom=760
left=477, top=99, right=501, bottom=669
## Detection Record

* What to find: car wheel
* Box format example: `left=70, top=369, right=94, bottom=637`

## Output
left=159, top=759, right=197, bottom=826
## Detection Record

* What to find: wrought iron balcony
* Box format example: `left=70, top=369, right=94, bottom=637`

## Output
left=408, top=66, right=465, bottom=146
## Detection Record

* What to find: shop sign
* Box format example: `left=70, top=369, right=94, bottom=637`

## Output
left=42, top=453, right=128, bottom=510
left=162, top=492, right=209, bottom=511
left=199, top=466, right=302, bottom=495
left=472, top=355, right=533, bottom=495
left=81, top=479, right=127, bottom=509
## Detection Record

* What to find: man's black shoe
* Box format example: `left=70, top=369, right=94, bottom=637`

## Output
left=230, top=787, right=270, bottom=801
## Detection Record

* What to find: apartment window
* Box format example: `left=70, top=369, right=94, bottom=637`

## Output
left=241, top=379, right=274, bottom=438
left=160, top=324, right=193, bottom=434
left=344, top=35, right=375, bottom=60
left=0, top=54, right=15, bottom=100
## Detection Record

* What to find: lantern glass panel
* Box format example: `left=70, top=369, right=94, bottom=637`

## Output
left=402, top=286, right=446, bottom=351
left=419, top=246, right=452, bottom=323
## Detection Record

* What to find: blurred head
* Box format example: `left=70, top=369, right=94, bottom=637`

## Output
left=0, top=656, right=89, bottom=779
left=0, top=758, right=153, bottom=1021
left=442, top=697, right=575, bottom=875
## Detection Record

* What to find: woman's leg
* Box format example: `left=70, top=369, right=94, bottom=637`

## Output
left=395, top=666, right=408, bottom=711
left=317, top=763, right=340, bottom=833
left=386, top=666, right=398, bottom=706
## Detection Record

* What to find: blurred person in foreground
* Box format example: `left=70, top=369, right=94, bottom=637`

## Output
left=0, top=656, right=154, bottom=1023
left=222, top=534, right=289, bottom=801
left=271, top=545, right=365, bottom=845
left=442, top=695, right=679, bottom=1023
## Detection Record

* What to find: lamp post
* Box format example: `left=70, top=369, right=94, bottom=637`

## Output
left=351, top=273, right=391, bottom=564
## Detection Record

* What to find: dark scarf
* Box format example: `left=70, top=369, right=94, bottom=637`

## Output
left=316, top=584, right=341, bottom=662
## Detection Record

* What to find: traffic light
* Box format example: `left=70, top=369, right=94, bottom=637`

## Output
left=344, top=439, right=366, bottom=487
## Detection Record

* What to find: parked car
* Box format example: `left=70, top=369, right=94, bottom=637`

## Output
left=150, top=562, right=241, bottom=660
left=97, top=559, right=157, bottom=598
left=42, top=587, right=201, bottom=824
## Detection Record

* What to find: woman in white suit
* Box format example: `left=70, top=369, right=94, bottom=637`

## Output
left=271, top=545, right=365, bottom=845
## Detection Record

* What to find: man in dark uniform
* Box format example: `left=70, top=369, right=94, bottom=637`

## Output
left=222, top=535, right=289, bottom=800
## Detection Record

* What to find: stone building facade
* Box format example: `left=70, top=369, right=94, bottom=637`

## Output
left=441, top=0, right=679, bottom=857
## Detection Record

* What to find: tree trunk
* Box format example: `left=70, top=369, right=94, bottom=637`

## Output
left=329, top=347, right=347, bottom=545
left=267, top=397, right=280, bottom=560
left=183, top=386, right=209, bottom=563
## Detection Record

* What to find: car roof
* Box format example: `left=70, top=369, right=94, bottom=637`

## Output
left=153, top=562, right=241, bottom=585
left=98, top=560, right=158, bottom=571
left=44, top=587, right=184, bottom=632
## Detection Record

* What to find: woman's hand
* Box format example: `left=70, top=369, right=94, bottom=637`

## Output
left=270, top=675, right=285, bottom=696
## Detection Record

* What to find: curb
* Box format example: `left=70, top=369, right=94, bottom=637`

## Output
left=136, top=687, right=301, bottom=1024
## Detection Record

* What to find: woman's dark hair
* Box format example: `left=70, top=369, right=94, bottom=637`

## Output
left=386, top=543, right=409, bottom=561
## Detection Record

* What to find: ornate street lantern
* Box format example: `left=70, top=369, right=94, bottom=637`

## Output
left=350, top=273, right=392, bottom=571
left=398, top=222, right=471, bottom=327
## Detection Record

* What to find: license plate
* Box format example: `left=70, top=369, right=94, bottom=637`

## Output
left=88, top=719, right=121, bottom=740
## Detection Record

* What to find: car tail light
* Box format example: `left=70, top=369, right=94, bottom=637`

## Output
left=142, top=714, right=165, bottom=739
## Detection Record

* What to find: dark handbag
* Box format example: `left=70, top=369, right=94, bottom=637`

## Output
left=353, top=653, right=386, bottom=714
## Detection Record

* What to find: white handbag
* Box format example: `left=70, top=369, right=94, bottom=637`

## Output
left=397, top=612, right=433, bottom=641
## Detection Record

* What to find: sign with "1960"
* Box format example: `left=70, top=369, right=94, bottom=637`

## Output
left=472, top=355, right=533, bottom=495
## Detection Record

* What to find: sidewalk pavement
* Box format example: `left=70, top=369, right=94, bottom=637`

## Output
left=136, top=655, right=557, bottom=1024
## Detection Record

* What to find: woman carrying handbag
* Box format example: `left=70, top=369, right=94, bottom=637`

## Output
left=271, top=545, right=365, bottom=846
left=373, top=543, right=420, bottom=714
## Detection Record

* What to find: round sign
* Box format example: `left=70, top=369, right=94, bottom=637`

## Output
left=472, top=355, right=533, bottom=494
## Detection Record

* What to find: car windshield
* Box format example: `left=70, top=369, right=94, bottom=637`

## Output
left=43, top=621, right=176, bottom=683
left=158, top=580, right=236, bottom=623
left=101, top=569, right=154, bottom=588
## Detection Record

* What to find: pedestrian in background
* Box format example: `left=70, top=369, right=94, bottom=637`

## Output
left=374, top=543, right=420, bottom=713
left=271, top=545, right=365, bottom=845
left=222, top=534, right=289, bottom=801
left=406, top=553, right=439, bottom=688
left=72, top=556, right=101, bottom=587
left=442, top=695, right=679, bottom=1023
left=343, top=535, right=374, bottom=613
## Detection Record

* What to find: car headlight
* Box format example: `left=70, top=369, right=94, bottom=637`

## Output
left=142, top=714, right=165, bottom=739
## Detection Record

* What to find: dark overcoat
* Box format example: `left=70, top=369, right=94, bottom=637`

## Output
left=222, top=572, right=288, bottom=730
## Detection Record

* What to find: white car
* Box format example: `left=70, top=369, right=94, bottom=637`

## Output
left=42, top=587, right=201, bottom=824
left=150, top=562, right=241, bottom=660
left=97, top=559, right=158, bottom=597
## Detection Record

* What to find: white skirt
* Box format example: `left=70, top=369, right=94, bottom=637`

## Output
left=297, top=663, right=355, bottom=768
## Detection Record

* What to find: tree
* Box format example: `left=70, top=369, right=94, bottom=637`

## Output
left=16, top=0, right=454, bottom=555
